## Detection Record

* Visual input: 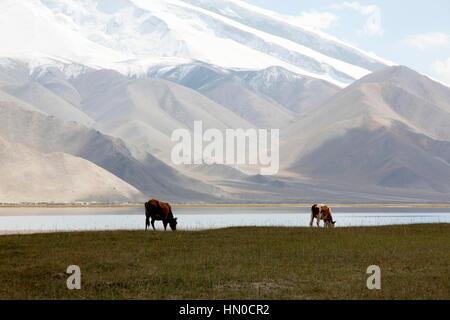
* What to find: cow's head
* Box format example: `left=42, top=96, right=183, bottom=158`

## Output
left=325, top=219, right=336, bottom=228
left=169, top=217, right=178, bottom=231
left=321, top=206, right=336, bottom=228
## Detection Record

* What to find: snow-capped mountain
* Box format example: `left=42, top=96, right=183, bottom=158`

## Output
left=2, top=0, right=449, bottom=203
left=0, top=0, right=392, bottom=87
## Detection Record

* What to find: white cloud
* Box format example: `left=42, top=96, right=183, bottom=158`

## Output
left=432, top=58, right=450, bottom=86
left=405, top=33, right=450, bottom=50
left=332, top=1, right=384, bottom=36
left=291, top=10, right=339, bottom=31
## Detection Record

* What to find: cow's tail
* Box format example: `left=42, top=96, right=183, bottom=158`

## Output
left=309, top=204, right=316, bottom=227
left=144, top=202, right=150, bottom=229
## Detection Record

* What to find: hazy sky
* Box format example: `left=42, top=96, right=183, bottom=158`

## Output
left=242, top=0, right=450, bottom=85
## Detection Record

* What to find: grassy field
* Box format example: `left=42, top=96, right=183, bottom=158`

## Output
left=0, top=224, right=448, bottom=299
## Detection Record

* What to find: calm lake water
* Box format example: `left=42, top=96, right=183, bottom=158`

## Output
left=0, top=206, right=449, bottom=234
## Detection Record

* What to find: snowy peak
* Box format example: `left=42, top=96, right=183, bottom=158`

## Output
left=0, top=0, right=391, bottom=86
left=147, top=62, right=233, bottom=91
left=240, top=66, right=303, bottom=83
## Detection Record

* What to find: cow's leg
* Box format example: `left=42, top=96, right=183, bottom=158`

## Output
left=163, top=221, right=168, bottom=231
left=316, top=219, right=320, bottom=227
left=151, top=219, right=156, bottom=231
left=309, top=214, right=314, bottom=227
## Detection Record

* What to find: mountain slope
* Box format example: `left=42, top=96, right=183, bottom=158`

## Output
left=357, top=66, right=450, bottom=112
left=355, top=66, right=450, bottom=140
left=282, top=66, right=450, bottom=193
left=0, top=87, right=43, bottom=113
left=31, top=66, right=85, bottom=108
left=0, top=0, right=390, bottom=86
left=0, top=135, right=145, bottom=203
left=70, top=69, right=255, bottom=158
left=148, top=62, right=296, bottom=128
left=0, top=101, right=223, bottom=202
left=234, top=66, right=340, bottom=115
left=179, top=0, right=390, bottom=72
left=1, top=81, right=94, bottom=127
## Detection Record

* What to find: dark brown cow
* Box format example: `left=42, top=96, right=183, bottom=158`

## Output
left=145, top=199, right=178, bottom=231
left=310, top=204, right=336, bottom=228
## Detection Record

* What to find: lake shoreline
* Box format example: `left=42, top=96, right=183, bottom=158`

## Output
left=1, top=207, right=449, bottom=234
left=1, top=222, right=449, bottom=236
left=1, top=203, right=450, bottom=208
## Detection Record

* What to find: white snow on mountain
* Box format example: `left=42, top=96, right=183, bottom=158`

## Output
left=0, top=0, right=392, bottom=86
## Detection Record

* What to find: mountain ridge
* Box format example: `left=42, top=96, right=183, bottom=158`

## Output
left=282, top=66, right=450, bottom=194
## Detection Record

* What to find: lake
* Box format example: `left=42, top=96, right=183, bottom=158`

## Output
left=0, top=206, right=449, bottom=234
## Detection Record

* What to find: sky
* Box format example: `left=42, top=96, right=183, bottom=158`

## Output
left=242, top=0, right=450, bottom=85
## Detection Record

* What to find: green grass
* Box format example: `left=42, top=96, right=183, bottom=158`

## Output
left=0, top=224, right=448, bottom=299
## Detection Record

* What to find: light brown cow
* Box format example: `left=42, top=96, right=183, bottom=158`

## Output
left=310, top=204, right=336, bottom=228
